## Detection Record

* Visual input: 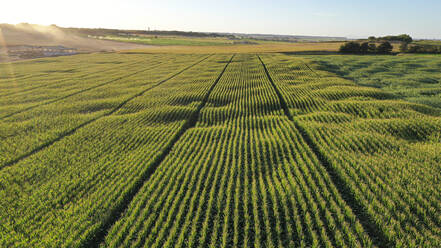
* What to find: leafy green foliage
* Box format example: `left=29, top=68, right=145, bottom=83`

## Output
left=340, top=41, right=392, bottom=54
left=376, top=41, right=393, bottom=54
left=306, top=54, right=441, bottom=109
left=407, top=44, right=441, bottom=54
left=261, top=53, right=441, bottom=247
left=370, top=34, right=413, bottom=43
left=339, top=41, right=361, bottom=53
left=0, top=53, right=440, bottom=247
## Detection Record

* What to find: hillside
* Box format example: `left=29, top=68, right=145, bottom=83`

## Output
left=0, top=23, right=151, bottom=62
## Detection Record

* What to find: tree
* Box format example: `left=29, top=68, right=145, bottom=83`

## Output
left=397, top=34, right=413, bottom=43
left=399, top=42, right=408, bottom=53
left=379, top=34, right=412, bottom=43
left=360, top=42, right=370, bottom=54
left=368, top=36, right=376, bottom=41
left=407, top=45, right=420, bottom=53
left=406, top=44, right=441, bottom=54
left=368, top=43, right=377, bottom=53
left=377, top=41, right=393, bottom=54
left=340, top=42, right=361, bottom=53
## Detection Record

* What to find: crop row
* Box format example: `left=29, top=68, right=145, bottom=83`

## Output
left=0, top=53, right=156, bottom=89
left=2, top=52, right=440, bottom=247
left=0, top=54, right=231, bottom=247
left=0, top=54, right=204, bottom=118
left=0, top=54, right=206, bottom=168
left=304, top=54, right=441, bottom=109
left=101, top=54, right=372, bottom=248
left=260, top=53, right=441, bottom=246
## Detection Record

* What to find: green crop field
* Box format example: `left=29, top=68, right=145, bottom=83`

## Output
left=101, top=35, right=237, bottom=46
left=303, top=54, right=441, bottom=109
left=1, top=52, right=440, bottom=248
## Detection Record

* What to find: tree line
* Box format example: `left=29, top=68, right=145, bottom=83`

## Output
left=339, top=41, right=393, bottom=54
left=400, top=43, right=441, bottom=54
left=340, top=34, right=441, bottom=54
left=368, top=34, right=413, bottom=43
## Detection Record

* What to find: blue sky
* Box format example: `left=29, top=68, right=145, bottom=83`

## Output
left=2, top=0, right=441, bottom=38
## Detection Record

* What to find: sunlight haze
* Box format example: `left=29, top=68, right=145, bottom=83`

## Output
left=2, top=0, right=441, bottom=38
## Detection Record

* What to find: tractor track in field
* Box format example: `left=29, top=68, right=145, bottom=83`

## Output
left=0, top=55, right=213, bottom=171
left=258, top=54, right=390, bottom=248
left=302, top=60, right=321, bottom=77
left=0, top=60, right=166, bottom=120
left=82, top=54, right=234, bottom=248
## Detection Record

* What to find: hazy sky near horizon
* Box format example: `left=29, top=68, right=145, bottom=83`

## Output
left=3, top=0, right=441, bottom=38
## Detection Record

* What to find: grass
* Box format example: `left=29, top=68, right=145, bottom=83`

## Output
left=0, top=52, right=440, bottom=247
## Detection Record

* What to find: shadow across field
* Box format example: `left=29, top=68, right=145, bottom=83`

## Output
left=299, top=54, right=441, bottom=109
left=82, top=55, right=234, bottom=248
left=259, top=55, right=395, bottom=247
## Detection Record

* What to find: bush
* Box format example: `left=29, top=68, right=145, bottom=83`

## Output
left=377, top=41, right=393, bottom=54
left=399, top=42, right=408, bottom=53
left=339, top=41, right=381, bottom=54
left=360, top=42, right=370, bottom=53
left=406, top=44, right=441, bottom=54
left=408, top=45, right=421, bottom=53
left=340, top=42, right=361, bottom=53
left=368, top=43, right=377, bottom=53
